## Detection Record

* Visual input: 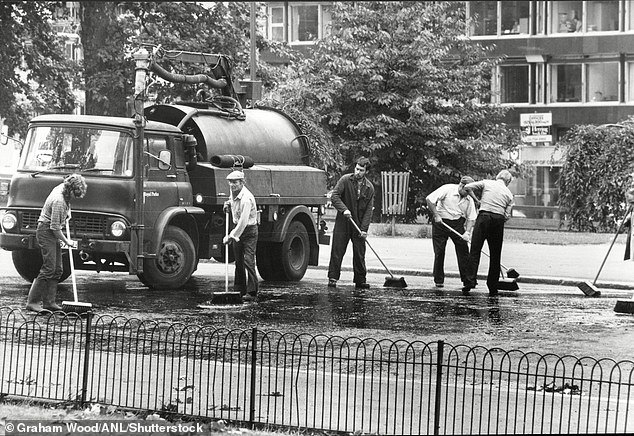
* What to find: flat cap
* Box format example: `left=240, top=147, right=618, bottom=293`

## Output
left=460, top=176, right=474, bottom=185
left=226, top=170, right=245, bottom=180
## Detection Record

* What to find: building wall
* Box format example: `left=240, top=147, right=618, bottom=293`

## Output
left=468, top=0, right=634, bottom=218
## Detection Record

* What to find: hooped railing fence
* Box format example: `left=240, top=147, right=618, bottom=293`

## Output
left=0, top=308, right=632, bottom=435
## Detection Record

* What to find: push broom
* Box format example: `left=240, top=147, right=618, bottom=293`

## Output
left=348, top=216, right=407, bottom=288
left=197, top=211, right=243, bottom=307
left=579, top=205, right=633, bottom=298
left=440, top=221, right=519, bottom=290
left=61, top=218, right=93, bottom=314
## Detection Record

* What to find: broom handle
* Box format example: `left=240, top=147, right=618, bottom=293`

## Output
left=225, top=211, right=229, bottom=293
left=65, top=219, right=78, bottom=302
left=593, top=204, right=633, bottom=285
left=347, top=216, right=395, bottom=277
left=439, top=221, right=510, bottom=270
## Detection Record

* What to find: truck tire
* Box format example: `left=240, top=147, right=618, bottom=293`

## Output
left=12, top=249, right=71, bottom=283
left=279, top=221, right=310, bottom=281
left=141, top=225, right=196, bottom=290
left=256, top=242, right=282, bottom=281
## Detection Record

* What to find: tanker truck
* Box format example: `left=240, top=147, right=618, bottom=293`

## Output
left=0, top=47, right=329, bottom=290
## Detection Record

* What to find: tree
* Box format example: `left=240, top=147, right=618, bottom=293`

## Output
left=0, top=2, right=77, bottom=137
left=80, top=1, right=253, bottom=114
left=264, top=2, right=522, bottom=221
left=557, top=120, right=634, bottom=232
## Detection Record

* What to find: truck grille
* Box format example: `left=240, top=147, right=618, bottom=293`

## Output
left=21, top=212, right=108, bottom=238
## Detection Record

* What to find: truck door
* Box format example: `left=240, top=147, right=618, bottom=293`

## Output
left=143, top=135, right=178, bottom=232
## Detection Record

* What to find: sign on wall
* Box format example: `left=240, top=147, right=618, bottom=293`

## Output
left=520, top=113, right=552, bottom=143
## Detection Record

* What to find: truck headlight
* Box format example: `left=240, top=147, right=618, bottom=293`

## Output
left=1, top=212, right=17, bottom=231
left=110, top=220, right=126, bottom=238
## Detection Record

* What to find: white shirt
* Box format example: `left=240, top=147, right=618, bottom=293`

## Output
left=228, top=186, right=257, bottom=240
left=426, top=184, right=477, bottom=221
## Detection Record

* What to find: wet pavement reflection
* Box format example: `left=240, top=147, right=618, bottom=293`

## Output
left=0, top=263, right=632, bottom=360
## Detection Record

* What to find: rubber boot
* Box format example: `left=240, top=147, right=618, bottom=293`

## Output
left=42, top=279, right=62, bottom=311
left=25, top=278, right=46, bottom=312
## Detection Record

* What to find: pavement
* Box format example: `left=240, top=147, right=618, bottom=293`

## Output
left=315, top=230, right=634, bottom=291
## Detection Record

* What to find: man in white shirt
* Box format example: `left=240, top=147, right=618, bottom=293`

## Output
left=463, top=170, right=515, bottom=295
left=224, top=170, right=259, bottom=300
left=426, top=176, right=477, bottom=289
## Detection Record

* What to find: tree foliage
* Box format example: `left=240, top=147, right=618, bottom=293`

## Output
left=80, top=1, right=253, bottom=114
left=557, top=119, right=634, bottom=232
left=263, top=2, right=522, bottom=220
left=0, top=2, right=77, bottom=137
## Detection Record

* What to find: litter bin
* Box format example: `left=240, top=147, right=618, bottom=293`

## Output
left=381, top=171, right=410, bottom=236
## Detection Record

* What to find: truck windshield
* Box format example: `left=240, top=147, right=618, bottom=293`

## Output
left=19, top=126, right=134, bottom=177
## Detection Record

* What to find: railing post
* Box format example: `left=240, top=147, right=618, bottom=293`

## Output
left=249, top=327, right=257, bottom=427
left=79, top=312, right=93, bottom=407
left=433, top=340, right=444, bottom=436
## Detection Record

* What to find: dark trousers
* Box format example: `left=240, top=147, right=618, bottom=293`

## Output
left=432, top=218, right=471, bottom=285
left=328, top=217, right=367, bottom=284
left=232, top=225, right=258, bottom=295
left=467, top=212, right=505, bottom=291
left=36, top=223, right=63, bottom=281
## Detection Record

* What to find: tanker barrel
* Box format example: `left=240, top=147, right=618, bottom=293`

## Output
left=210, top=154, right=255, bottom=169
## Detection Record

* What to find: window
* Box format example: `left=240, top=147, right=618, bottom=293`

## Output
left=291, top=4, right=318, bottom=42
left=551, top=64, right=582, bottom=102
left=586, top=62, right=619, bottom=102
left=19, top=126, right=134, bottom=177
left=500, top=65, right=529, bottom=103
left=627, top=62, right=634, bottom=101
left=550, top=1, right=583, bottom=33
left=269, top=6, right=284, bottom=42
left=586, top=1, right=619, bottom=31
left=501, top=1, right=530, bottom=35
left=469, top=1, right=498, bottom=36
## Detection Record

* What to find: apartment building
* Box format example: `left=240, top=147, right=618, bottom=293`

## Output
left=262, top=1, right=634, bottom=220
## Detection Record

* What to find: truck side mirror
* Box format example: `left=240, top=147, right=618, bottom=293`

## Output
left=158, top=150, right=171, bottom=170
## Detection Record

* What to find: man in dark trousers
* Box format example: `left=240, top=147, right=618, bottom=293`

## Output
left=223, top=170, right=259, bottom=300
left=327, top=157, right=375, bottom=289
left=426, top=176, right=477, bottom=289
left=462, top=169, right=514, bottom=295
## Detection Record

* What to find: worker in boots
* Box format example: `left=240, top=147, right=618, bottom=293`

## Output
left=327, top=157, right=375, bottom=289
left=26, top=174, right=87, bottom=312
left=223, top=170, right=259, bottom=300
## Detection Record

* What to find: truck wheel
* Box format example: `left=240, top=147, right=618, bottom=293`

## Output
left=279, top=221, right=310, bottom=281
left=12, top=249, right=42, bottom=282
left=256, top=242, right=282, bottom=281
left=141, top=226, right=196, bottom=290
left=12, top=249, right=71, bottom=283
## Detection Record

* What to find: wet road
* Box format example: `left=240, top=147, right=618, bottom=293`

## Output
left=0, top=250, right=633, bottom=362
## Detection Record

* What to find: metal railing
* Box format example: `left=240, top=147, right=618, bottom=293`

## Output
left=0, top=308, right=632, bottom=434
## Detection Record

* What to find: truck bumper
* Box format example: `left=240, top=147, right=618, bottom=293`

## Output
left=0, top=233, right=130, bottom=253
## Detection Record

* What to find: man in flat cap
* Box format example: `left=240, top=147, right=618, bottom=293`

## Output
left=224, top=170, right=259, bottom=300
left=426, top=176, right=477, bottom=290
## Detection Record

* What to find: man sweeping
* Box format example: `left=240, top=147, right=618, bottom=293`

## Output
left=327, top=157, right=375, bottom=289
left=426, top=176, right=477, bottom=289
left=223, top=170, right=259, bottom=301
left=462, top=170, right=514, bottom=295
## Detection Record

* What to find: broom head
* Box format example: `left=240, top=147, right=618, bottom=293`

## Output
left=506, top=268, right=520, bottom=279
left=384, top=276, right=407, bottom=288
left=577, top=281, right=601, bottom=297
left=61, top=300, right=93, bottom=315
left=497, top=278, right=519, bottom=291
left=614, top=299, right=634, bottom=314
left=197, top=292, right=243, bottom=307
